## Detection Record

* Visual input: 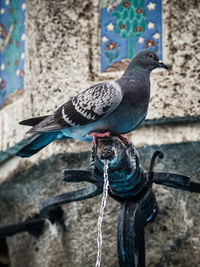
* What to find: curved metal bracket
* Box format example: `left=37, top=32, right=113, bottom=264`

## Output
left=40, top=184, right=102, bottom=219
left=0, top=216, right=45, bottom=239
left=117, top=200, right=145, bottom=267
left=148, top=150, right=164, bottom=185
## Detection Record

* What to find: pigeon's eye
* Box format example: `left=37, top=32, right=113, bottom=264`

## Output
left=148, top=53, right=154, bottom=59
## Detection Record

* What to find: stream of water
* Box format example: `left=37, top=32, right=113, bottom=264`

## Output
left=95, top=160, right=109, bottom=267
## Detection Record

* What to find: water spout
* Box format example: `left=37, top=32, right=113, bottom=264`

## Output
left=95, top=160, right=109, bottom=267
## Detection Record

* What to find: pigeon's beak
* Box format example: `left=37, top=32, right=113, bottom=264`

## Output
left=158, top=60, right=169, bottom=69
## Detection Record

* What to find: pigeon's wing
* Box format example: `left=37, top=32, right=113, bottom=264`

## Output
left=28, top=81, right=123, bottom=133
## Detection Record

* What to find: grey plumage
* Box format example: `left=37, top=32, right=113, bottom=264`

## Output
left=17, top=49, right=168, bottom=157
left=27, top=81, right=122, bottom=133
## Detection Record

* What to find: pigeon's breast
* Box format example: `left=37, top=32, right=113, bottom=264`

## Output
left=102, top=85, right=150, bottom=134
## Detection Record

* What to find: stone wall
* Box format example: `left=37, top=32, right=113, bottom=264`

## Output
left=0, top=0, right=200, bottom=266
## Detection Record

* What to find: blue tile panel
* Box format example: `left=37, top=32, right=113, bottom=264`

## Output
left=101, top=0, right=162, bottom=72
left=0, top=0, right=25, bottom=107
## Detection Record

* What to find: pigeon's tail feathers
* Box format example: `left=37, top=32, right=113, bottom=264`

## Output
left=16, top=132, right=71, bottom=158
left=26, top=116, right=63, bottom=134
left=19, top=116, right=49, bottom=126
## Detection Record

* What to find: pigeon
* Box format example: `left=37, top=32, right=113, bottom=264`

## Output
left=16, top=49, right=168, bottom=157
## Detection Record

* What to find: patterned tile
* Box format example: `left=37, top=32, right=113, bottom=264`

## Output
left=0, top=0, right=25, bottom=107
left=101, top=0, right=162, bottom=72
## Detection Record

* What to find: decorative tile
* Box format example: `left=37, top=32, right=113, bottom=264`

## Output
left=0, top=0, right=25, bottom=107
left=101, top=0, right=162, bottom=72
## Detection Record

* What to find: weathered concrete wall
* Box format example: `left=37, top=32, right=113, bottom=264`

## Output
left=0, top=0, right=200, bottom=266
left=0, top=142, right=200, bottom=266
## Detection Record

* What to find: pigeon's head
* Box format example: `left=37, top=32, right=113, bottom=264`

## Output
left=129, top=49, right=168, bottom=72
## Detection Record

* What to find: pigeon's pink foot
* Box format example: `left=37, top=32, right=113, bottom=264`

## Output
left=116, top=134, right=130, bottom=146
left=88, top=131, right=111, bottom=147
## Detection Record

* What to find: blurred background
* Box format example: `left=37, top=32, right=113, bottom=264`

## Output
left=0, top=0, right=200, bottom=266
